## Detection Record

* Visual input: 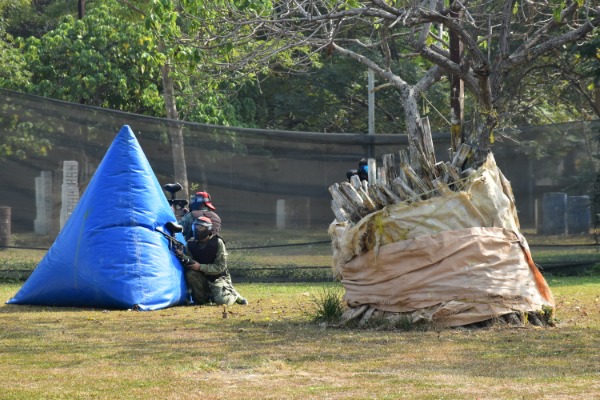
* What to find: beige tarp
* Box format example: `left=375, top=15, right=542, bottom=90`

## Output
left=329, top=154, right=555, bottom=327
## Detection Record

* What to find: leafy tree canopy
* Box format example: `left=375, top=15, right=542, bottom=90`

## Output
left=163, top=1, right=599, bottom=156
left=20, top=0, right=165, bottom=115
left=3, top=0, right=76, bottom=38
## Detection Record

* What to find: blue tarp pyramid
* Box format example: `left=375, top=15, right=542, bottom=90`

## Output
left=7, top=125, right=189, bottom=310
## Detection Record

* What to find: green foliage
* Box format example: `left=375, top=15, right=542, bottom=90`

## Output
left=20, top=1, right=165, bottom=116
left=0, top=27, right=30, bottom=91
left=311, top=286, right=345, bottom=324
left=145, top=0, right=265, bottom=126
left=231, top=266, right=335, bottom=283
left=0, top=0, right=169, bottom=161
left=575, top=36, right=600, bottom=87
left=0, top=245, right=44, bottom=283
left=1, top=0, right=597, bottom=144
left=241, top=50, right=454, bottom=134
left=0, top=0, right=29, bottom=12
left=391, top=314, right=417, bottom=331
left=589, top=263, right=600, bottom=276
left=3, top=0, right=77, bottom=38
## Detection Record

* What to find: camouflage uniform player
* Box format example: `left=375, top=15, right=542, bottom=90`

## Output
left=176, top=217, right=247, bottom=306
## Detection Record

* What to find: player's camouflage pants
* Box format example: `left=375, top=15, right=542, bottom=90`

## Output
left=184, top=270, right=240, bottom=306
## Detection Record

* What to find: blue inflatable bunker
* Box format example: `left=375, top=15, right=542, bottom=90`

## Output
left=7, top=125, right=189, bottom=310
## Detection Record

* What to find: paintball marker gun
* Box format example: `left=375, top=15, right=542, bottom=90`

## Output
left=163, top=182, right=189, bottom=214
left=155, top=221, right=194, bottom=268
left=155, top=221, right=185, bottom=252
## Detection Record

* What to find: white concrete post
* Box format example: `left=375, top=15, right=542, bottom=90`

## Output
left=34, top=171, right=53, bottom=235
left=60, top=161, right=79, bottom=230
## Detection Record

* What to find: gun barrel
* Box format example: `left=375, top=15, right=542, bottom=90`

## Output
left=155, top=226, right=185, bottom=249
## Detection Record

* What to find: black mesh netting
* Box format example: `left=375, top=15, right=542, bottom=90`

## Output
left=1, top=89, right=598, bottom=279
left=0, top=89, right=427, bottom=235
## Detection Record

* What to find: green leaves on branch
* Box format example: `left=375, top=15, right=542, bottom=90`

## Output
left=21, top=1, right=164, bottom=116
left=0, top=28, right=30, bottom=90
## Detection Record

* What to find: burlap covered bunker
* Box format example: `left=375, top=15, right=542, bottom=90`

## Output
left=329, top=154, right=555, bottom=328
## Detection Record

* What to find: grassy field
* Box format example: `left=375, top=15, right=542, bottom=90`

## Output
left=1, top=230, right=599, bottom=398
left=1, top=275, right=599, bottom=400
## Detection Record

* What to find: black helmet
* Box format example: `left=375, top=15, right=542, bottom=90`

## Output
left=192, top=216, right=213, bottom=240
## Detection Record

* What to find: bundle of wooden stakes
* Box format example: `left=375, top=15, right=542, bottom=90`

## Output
left=329, top=143, right=475, bottom=224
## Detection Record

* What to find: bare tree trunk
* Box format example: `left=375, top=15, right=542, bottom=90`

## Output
left=449, top=0, right=464, bottom=154
left=161, top=59, right=189, bottom=200
left=472, top=63, right=497, bottom=163
left=401, top=87, right=430, bottom=175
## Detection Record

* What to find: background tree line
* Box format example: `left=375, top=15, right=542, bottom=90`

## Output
left=0, top=0, right=599, bottom=198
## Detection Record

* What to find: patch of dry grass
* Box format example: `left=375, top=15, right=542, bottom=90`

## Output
left=0, top=248, right=46, bottom=271
left=1, top=278, right=599, bottom=399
